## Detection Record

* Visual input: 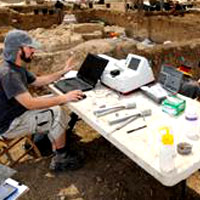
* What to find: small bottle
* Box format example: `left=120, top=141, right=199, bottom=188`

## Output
left=159, top=127, right=175, bottom=173
left=185, top=109, right=199, bottom=140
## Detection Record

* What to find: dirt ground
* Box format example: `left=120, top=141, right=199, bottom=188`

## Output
left=1, top=4, right=200, bottom=200
left=10, top=120, right=200, bottom=200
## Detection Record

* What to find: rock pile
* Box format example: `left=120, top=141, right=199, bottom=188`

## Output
left=29, top=25, right=84, bottom=52
left=28, top=23, right=127, bottom=52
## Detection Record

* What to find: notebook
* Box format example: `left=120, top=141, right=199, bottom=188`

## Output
left=141, top=64, right=183, bottom=103
left=0, top=182, right=18, bottom=200
left=3, top=178, right=29, bottom=200
left=54, top=53, right=108, bottom=93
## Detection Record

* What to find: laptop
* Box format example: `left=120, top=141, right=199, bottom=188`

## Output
left=141, top=64, right=183, bottom=103
left=54, top=53, right=108, bottom=93
left=158, top=64, right=183, bottom=93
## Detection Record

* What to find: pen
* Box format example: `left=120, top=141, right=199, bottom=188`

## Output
left=127, top=125, right=147, bottom=134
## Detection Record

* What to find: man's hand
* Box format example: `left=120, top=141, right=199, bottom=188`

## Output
left=64, top=90, right=84, bottom=102
left=61, top=56, right=76, bottom=75
left=32, top=56, right=77, bottom=87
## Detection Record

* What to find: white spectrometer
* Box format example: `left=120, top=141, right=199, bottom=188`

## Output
left=99, top=53, right=155, bottom=94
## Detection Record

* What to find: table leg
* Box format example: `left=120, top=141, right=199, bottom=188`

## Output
left=68, top=112, right=79, bottom=132
left=168, top=180, right=186, bottom=200
left=180, top=180, right=186, bottom=200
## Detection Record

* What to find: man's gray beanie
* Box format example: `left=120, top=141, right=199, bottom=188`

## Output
left=3, top=29, right=41, bottom=63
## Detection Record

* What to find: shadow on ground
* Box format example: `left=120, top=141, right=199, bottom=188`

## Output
left=13, top=135, right=200, bottom=200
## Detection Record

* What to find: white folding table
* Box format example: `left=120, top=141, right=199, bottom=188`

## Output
left=49, top=82, right=200, bottom=198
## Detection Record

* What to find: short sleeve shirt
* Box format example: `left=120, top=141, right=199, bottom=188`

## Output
left=0, top=62, right=36, bottom=134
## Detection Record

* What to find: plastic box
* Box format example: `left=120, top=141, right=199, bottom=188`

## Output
left=162, top=95, right=186, bottom=116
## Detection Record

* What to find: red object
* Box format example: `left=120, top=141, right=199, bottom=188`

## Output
left=177, top=65, right=192, bottom=77
left=178, top=66, right=191, bottom=73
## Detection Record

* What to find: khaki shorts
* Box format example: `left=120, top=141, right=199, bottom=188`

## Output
left=2, top=106, right=70, bottom=143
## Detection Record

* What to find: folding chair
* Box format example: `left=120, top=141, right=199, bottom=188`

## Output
left=0, top=135, right=41, bottom=166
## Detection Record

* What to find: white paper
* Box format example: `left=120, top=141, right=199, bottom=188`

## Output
left=4, top=178, right=29, bottom=200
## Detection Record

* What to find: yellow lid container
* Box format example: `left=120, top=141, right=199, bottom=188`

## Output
left=159, top=127, right=174, bottom=145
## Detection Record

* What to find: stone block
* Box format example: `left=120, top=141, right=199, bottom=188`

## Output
left=73, top=23, right=104, bottom=34
left=82, top=30, right=103, bottom=40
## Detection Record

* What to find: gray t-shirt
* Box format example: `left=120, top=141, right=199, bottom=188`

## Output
left=0, top=62, right=36, bottom=134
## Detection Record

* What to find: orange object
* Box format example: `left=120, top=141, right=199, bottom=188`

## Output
left=109, top=32, right=120, bottom=38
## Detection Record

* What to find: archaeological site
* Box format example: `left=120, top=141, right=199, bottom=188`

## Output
left=0, top=0, right=200, bottom=199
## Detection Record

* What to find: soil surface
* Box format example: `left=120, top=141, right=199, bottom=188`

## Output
left=11, top=121, right=200, bottom=200
left=1, top=4, right=200, bottom=200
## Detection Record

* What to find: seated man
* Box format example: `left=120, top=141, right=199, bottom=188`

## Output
left=0, top=29, right=85, bottom=171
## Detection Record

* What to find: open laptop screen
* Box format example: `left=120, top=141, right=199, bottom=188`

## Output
left=158, top=65, right=183, bottom=93
left=77, top=53, right=109, bottom=87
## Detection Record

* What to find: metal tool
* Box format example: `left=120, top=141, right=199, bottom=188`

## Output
left=93, top=102, right=136, bottom=117
left=108, top=109, right=151, bottom=125
left=111, top=116, right=138, bottom=133
left=127, top=125, right=147, bottom=134
left=111, top=109, right=152, bottom=133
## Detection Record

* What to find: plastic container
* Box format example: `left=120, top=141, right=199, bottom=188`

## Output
left=185, top=109, right=199, bottom=140
left=162, top=95, right=186, bottom=116
left=159, top=127, right=175, bottom=173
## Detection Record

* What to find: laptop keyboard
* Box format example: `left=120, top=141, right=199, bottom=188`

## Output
left=69, top=78, right=91, bottom=87
left=54, top=78, right=92, bottom=93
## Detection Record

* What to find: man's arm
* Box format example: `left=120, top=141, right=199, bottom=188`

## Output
left=15, top=90, right=84, bottom=110
left=31, top=69, right=65, bottom=87
left=31, top=56, right=75, bottom=87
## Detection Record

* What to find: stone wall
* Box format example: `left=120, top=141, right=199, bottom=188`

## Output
left=0, top=7, right=200, bottom=80
left=7, top=3, right=71, bottom=13
left=0, top=0, right=23, bottom=3
left=0, top=8, right=12, bottom=26
left=2, top=7, right=200, bottom=41
left=74, top=10, right=200, bottom=43
left=110, top=39, right=200, bottom=79
left=0, top=7, right=64, bottom=30
left=11, top=12, right=64, bottom=29
left=28, top=37, right=200, bottom=80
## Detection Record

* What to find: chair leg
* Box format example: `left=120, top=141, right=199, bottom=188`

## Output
left=0, top=135, right=42, bottom=166
left=25, top=136, right=42, bottom=158
left=0, top=144, right=14, bottom=166
left=0, top=147, right=13, bottom=165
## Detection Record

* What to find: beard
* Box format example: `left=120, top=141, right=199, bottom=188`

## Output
left=20, top=48, right=33, bottom=63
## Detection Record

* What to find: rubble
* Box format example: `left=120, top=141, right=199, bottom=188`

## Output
left=29, top=26, right=84, bottom=52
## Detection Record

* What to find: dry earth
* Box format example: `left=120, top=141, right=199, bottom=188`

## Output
left=7, top=120, right=200, bottom=200
left=1, top=7, right=200, bottom=200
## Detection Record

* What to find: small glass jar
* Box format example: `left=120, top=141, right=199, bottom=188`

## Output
left=185, top=109, right=199, bottom=140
